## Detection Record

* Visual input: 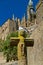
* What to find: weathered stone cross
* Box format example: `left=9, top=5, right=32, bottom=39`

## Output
left=10, top=30, right=34, bottom=65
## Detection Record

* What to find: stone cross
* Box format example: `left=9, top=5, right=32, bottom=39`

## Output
left=10, top=30, right=34, bottom=65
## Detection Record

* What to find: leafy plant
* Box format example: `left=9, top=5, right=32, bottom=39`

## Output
left=3, top=31, right=18, bottom=62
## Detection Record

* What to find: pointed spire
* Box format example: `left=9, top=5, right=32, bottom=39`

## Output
left=29, top=0, right=33, bottom=6
left=23, top=13, right=26, bottom=22
left=12, top=14, right=14, bottom=20
left=24, top=13, right=25, bottom=19
left=15, top=17, right=18, bottom=21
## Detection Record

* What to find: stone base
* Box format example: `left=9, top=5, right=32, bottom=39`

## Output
left=18, top=59, right=26, bottom=65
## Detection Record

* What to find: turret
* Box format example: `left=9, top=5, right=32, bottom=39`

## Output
left=12, top=14, right=15, bottom=21
left=21, top=14, right=27, bottom=27
left=27, top=0, right=36, bottom=23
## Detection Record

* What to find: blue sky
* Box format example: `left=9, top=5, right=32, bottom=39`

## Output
left=0, top=0, right=39, bottom=26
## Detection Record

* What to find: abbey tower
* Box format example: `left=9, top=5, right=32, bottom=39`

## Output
left=27, top=0, right=36, bottom=26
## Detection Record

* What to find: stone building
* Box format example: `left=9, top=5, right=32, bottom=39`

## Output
left=21, top=14, right=27, bottom=27
left=0, top=0, right=36, bottom=40
left=27, top=0, right=43, bottom=65
left=0, top=15, right=20, bottom=40
left=0, top=0, right=43, bottom=41
left=21, top=0, right=43, bottom=28
left=0, top=19, right=16, bottom=40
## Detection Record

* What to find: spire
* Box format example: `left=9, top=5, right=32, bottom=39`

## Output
left=22, top=13, right=26, bottom=22
left=24, top=13, right=25, bottom=19
left=12, top=14, right=14, bottom=20
left=15, top=17, right=18, bottom=21
left=29, top=0, right=33, bottom=6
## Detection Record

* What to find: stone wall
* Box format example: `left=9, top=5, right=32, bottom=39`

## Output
left=0, top=20, right=9, bottom=40
left=27, top=21, right=43, bottom=65
left=0, top=19, right=16, bottom=40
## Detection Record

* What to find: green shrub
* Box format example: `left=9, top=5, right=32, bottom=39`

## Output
left=3, top=32, right=18, bottom=62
